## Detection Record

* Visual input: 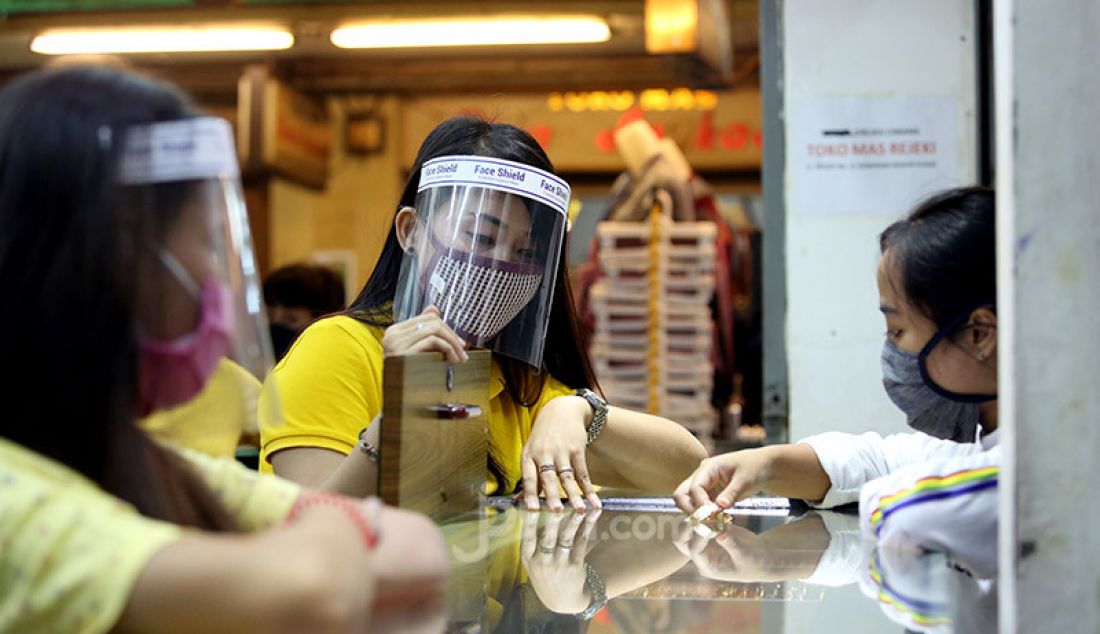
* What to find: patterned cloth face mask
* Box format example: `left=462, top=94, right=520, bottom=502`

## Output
left=422, top=232, right=544, bottom=344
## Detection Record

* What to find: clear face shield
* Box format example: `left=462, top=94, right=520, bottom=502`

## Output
left=117, top=117, right=275, bottom=418
left=393, top=155, right=570, bottom=369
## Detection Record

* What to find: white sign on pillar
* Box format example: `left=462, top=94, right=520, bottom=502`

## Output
left=790, top=96, right=960, bottom=215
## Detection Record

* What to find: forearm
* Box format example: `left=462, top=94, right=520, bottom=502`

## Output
left=587, top=406, right=708, bottom=493
left=116, top=508, right=373, bottom=634
left=273, top=421, right=380, bottom=497
left=587, top=536, right=689, bottom=599
left=321, top=449, right=378, bottom=498
left=759, top=444, right=831, bottom=503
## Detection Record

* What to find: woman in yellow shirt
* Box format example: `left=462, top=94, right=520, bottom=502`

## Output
left=0, top=64, right=446, bottom=633
left=262, top=116, right=708, bottom=511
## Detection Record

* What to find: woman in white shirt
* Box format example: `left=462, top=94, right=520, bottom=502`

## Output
left=674, top=187, right=999, bottom=575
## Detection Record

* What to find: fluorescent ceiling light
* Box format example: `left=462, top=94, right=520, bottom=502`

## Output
left=31, top=26, right=294, bottom=55
left=331, top=16, right=611, bottom=49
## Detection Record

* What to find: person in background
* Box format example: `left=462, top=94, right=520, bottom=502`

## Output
left=674, top=187, right=999, bottom=576
left=263, top=262, right=346, bottom=360
left=0, top=64, right=447, bottom=634
left=260, top=116, right=708, bottom=510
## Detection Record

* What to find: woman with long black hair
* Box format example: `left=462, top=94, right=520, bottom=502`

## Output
left=0, top=64, right=447, bottom=633
left=261, top=116, right=707, bottom=511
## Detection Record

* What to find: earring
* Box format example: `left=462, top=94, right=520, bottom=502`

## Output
left=976, top=351, right=987, bottom=361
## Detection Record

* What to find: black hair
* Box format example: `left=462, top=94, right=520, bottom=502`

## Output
left=263, top=263, right=347, bottom=316
left=0, top=64, right=234, bottom=530
left=879, top=186, right=996, bottom=329
left=346, top=116, right=599, bottom=493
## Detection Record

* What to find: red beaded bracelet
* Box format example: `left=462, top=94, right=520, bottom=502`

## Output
left=285, top=492, right=379, bottom=550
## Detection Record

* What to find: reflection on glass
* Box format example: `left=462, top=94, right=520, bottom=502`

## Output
left=439, top=506, right=996, bottom=633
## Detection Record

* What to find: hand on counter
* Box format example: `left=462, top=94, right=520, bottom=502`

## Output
left=521, top=396, right=602, bottom=512
left=520, top=509, right=602, bottom=614
left=519, top=509, right=692, bottom=617
left=674, top=515, right=831, bottom=583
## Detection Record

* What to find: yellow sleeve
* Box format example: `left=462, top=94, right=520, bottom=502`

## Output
left=140, top=358, right=259, bottom=458
left=173, top=445, right=301, bottom=531
left=0, top=445, right=182, bottom=634
left=259, top=316, right=385, bottom=471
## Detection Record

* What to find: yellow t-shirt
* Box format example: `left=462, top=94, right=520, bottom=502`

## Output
left=259, top=315, right=574, bottom=494
left=170, top=444, right=301, bottom=531
left=140, top=358, right=262, bottom=458
left=0, top=437, right=301, bottom=634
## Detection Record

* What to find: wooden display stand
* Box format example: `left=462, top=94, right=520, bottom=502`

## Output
left=379, top=350, right=490, bottom=522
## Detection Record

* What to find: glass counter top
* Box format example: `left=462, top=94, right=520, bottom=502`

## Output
left=429, top=498, right=997, bottom=634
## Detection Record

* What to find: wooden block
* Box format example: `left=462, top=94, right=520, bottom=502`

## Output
left=379, top=350, right=490, bottom=521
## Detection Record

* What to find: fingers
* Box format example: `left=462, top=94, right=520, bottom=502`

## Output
left=406, top=335, right=466, bottom=365
left=413, top=307, right=466, bottom=356
left=673, top=520, right=695, bottom=552
left=538, top=513, right=564, bottom=556
left=674, top=462, right=718, bottom=513
left=575, top=510, right=601, bottom=563
left=570, top=451, right=602, bottom=510
left=383, top=309, right=469, bottom=363
left=715, top=476, right=748, bottom=508
left=673, top=525, right=711, bottom=562
left=556, top=455, right=585, bottom=511
left=713, top=524, right=752, bottom=559
left=521, top=458, right=541, bottom=511
left=689, top=471, right=716, bottom=511
left=673, top=477, right=695, bottom=514
left=521, top=511, right=539, bottom=561
left=538, top=462, right=565, bottom=512
left=555, top=512, right=586, bottom=565
left=674, top=457, right=743, bottom=513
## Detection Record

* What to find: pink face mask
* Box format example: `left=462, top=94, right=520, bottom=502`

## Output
left=137, top=252, right=234, bottom=416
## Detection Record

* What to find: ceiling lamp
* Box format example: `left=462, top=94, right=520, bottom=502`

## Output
left=31, top=25, right=294, bottom=55
left=330, top=16, right=611, bottom=49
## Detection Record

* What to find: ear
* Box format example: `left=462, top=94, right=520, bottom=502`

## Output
left=394, top=207, right=420, bottom=253
left=968, top=307, right=998, bottom=362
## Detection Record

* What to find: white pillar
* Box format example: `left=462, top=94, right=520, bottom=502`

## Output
left=996, top=1, right=1100, bottom=632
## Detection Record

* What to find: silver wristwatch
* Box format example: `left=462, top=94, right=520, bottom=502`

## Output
left=575, top=388, right=608, bottom=445
left=581, top=562, right=608, bottom=620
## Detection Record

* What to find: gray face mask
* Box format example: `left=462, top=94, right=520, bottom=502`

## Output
left=881, top=341, right=981, bottom=443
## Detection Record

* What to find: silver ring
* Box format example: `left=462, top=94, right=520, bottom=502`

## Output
left=539, top=464, right=557, bottom=474
left=539, top=545, right=556, bottom=555
left=558, top=467, right=574, bottom=478
left=558, top=541, right=573, bottom=549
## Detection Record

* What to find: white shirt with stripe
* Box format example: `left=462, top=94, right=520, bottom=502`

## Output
left=799, top=427, right=1000, bottom=577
